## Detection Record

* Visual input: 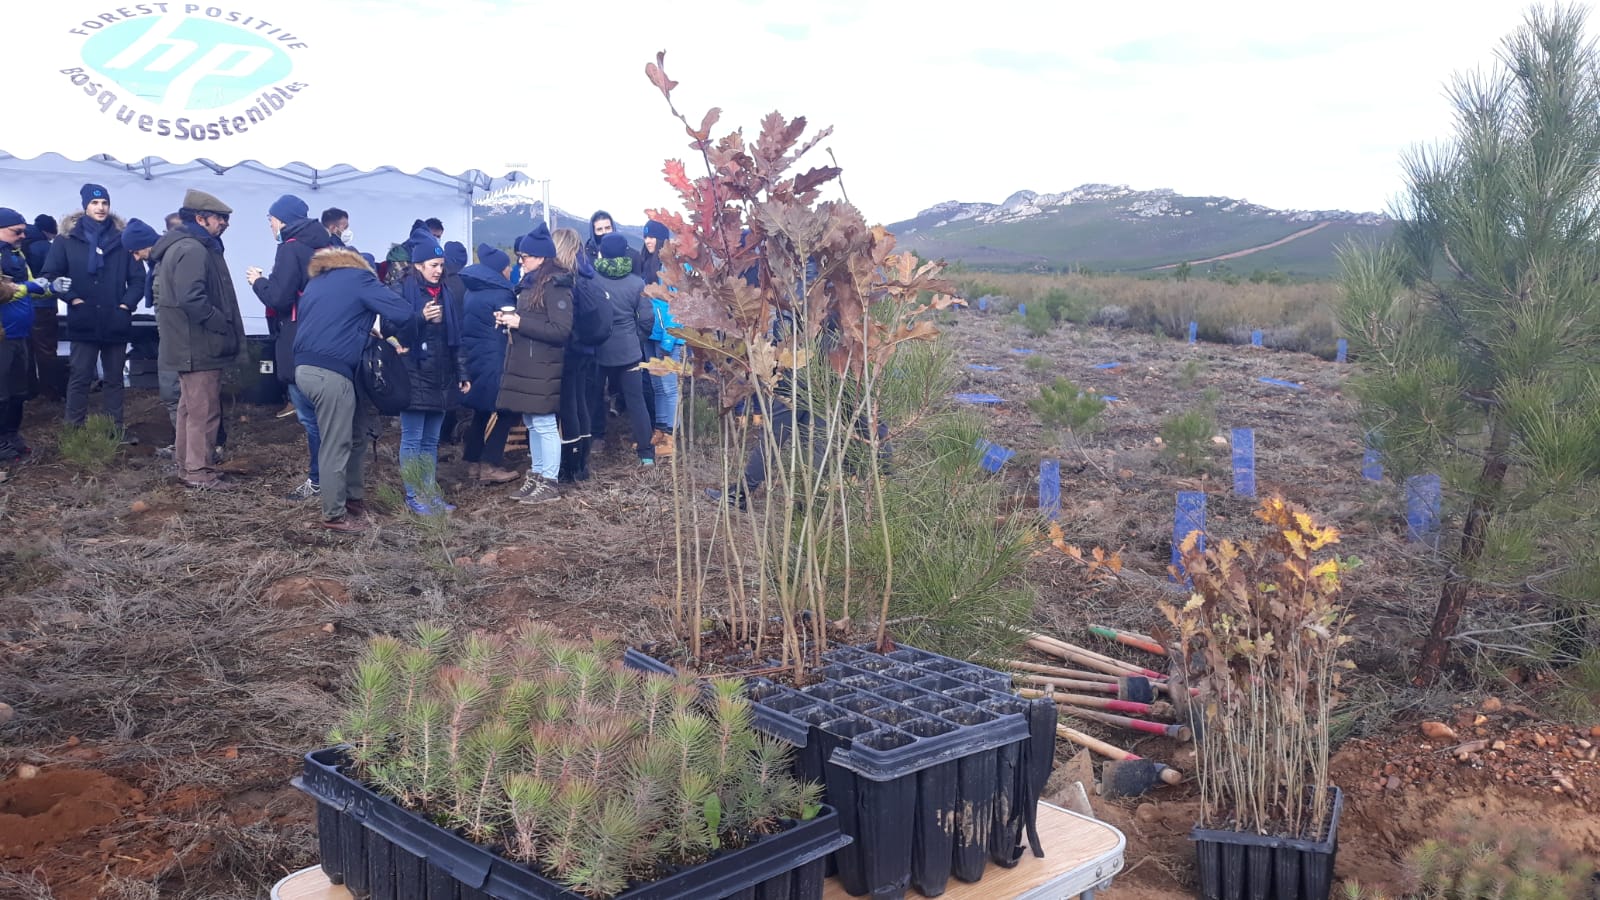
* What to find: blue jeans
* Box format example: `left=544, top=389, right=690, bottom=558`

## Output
left=398, top=409, right=445, bottom=498
left=289, top=383, right=321, bottom=484
left=524, top=413, right=560, bottom=480
left=652, top=344, right=682, bottom=430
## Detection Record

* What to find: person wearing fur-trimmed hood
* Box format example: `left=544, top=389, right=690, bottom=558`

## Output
left=41, top=184, right=144, bottom=433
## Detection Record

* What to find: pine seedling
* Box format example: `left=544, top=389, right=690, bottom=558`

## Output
left=516, top=620, right=562, bottom=661
left=564, top=796, right=648, bottom=900
left=662, top=710, right=715, bottom=783
left=730, top=736, right=796, bottom=830
left=636, top=675, right=676, bottom=738
left=566, top=651, right=610, bottom=704
left=503, top=772, right=557, bottom=864
left=593, top=665, right=639, bottom=716
left=662, top=768, right=716, bottom=861
left=570, top=717, right=631, bottom=785
left=589, top=631, right=623, bottom=662
left=669, top=674, right=702, bottom=717
left=436, top=666, right=492, bottom=773
left=707, top=679, right=757, bottom=784
left=403, top=696, right=449, bottom=807
left=496, top=678, right=543, bottom=731
left=330, top=656, right=399, bottom=771
left=412, top=619, right=453, bottom=657
left=452, top=721, right=522, bottom=841
left=542, top=778, right=602, bottom=880
left=459, top=632, right=507, bottom=685
left=526, top=723, right=563, bottom=783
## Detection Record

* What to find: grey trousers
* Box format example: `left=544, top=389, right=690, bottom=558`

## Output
left=297, top=364, right=369, bottom=521
left=65, top=341, right=128, bottom=427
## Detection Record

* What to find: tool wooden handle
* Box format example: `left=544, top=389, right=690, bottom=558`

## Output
left=1006, top=660, right=1119, bottom=683
left=1056, top=723, right=1138, bottom=760
left=1022, top=688, right=1161, bottom=716
left=1026, top=638, right=1142, bottom=679
left=1013, top=674, right=1119, bottom=695
left=1062, top=706, right=1193, bottom=742
left=1089, top=625, right=1168, bottom=657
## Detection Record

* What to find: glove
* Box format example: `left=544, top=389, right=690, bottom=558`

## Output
left=50, top=277, right=72, bottom=294
left=24, top=278, right=50, bottom=296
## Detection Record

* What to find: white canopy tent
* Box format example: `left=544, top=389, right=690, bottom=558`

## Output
left=3, top=0, right=535, bottom=335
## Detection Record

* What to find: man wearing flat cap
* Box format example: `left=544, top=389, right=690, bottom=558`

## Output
left=151, top=189, right=244, bottom=490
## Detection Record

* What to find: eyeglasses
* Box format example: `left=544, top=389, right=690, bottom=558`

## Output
left=516, top=254, right=533, bottom=262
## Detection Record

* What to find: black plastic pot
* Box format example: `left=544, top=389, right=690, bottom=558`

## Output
left=295, top=748, right=849, bottom=900
left=1190, top=788, right=1343, bottom=900
left=623, top=643, right=1056, bottom=900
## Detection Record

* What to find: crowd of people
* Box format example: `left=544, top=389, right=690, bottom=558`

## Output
left=0, top=184, right=684, bottom=532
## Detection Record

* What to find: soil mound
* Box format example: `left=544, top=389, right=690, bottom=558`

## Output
left=0, top=768, right=144, bottom=857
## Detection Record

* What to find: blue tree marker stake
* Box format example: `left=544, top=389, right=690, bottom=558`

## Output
left=1231, top=428, right=1256, bottom=498
left=1188, top=321, right=1198, bottom=344
left=1040, top=460, right=1061, bottom=520
left=977, top=295, right=990, bottom=311
left=1251, top=329, right=1263, bottom=348
left=1171, top=491, right=1207, bottom=580
left=1405, top=474, right=1442, bottom=546
left=976, top=439, right=1016, bottom=473
left=1017, top=303, right=1027, bottom=316
left=1362, top=433, right=1384, bottom=482
left=1336, top=338, right=1348, bottom=363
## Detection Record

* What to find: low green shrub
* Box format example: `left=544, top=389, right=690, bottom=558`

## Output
left=58, top=415, right=120, bottom=471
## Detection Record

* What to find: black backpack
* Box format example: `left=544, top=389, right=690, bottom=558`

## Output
left=358, top=335, right=412, bottom=415
left=571, top=274, right=613, bottom=347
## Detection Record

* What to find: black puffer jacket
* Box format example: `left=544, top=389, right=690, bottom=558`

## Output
left=41, top=212, right=143, bottom=344
left=383, top=270, right=467, bottom=413
left=496, top=269, right=575, bottom=416
left=251, top=217, right=335, bottom=384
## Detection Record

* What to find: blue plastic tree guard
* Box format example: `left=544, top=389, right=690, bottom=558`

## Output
left=1039, top=460, right=1061, bottom=520
left=1336, top=338, right=1348, bottom=363
left=1406, top=474, right=1442, bottom=545
left=1017, top=303, right=1027, bottom=316
left=952, top=393, right=1004, bottom=405
left=1258, top=377, right=1304, bottom=390
left=976, top=439, right=1015, bottom=473
left=1171, top=491, right=1207, bottom=580
left=1091, top=361, right=1121, bottom=370
left=1101, top=395, right=1120, bottom=403
left=1231, top=428, right=1256, bottom=498
left=1010, top=348, right=1036, bottom=356
left=978, top=295, right=990, bottom=311
left=1251, top=330, right=1263, bottom=347
left=1362, top=438, right=1384, bottom=482
left=1188, top=321, right=1198, bottom=344
left=967, top=364, right=1002, bottom=372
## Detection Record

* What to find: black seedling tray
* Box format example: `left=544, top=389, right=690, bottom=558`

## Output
left=1191, top=788, right=1343, bottom=900
left=623, top=644, right=1057, bottom=899
left=295, top=747, right=849, bottom=900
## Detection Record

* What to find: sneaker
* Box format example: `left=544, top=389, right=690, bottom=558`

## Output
left=184, top=476, right=236, bottom=492
left=514, top=475, right=560, bottom=504
left=319, top=516, right=367, bottom=534
left=155, top=444, right=175, bottom=459
left=429, top=497, right=457, bottom=514
left=345, top=499, right=369, bottom=519
left=405, top=495, right=441, bottom=516
left=704, top=485, right=747, bottom=511
left=275, top=402, right=298, bottom=419
left=640, top=457, right=655, bottom=467
left=285, top=478, right=321, bottom=501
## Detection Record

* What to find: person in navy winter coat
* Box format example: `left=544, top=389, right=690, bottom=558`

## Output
left=292, top=247, right=414, bottom=533
left=457, top=243, right=519, bottom=484
left=382, top=228, right=470, bottom=514
left=248, top=193, right=336, bottom=501
left=41, top=184, right=144, bottom=432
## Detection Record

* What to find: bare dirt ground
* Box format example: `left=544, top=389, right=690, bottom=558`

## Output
left=0, top=308, right=1595, bottom=898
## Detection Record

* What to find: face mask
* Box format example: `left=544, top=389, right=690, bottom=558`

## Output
left=340, top=228, right=355, bottom=247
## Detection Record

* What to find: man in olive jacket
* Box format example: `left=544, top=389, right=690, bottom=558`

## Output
left=152, top=189, right=244, bottom=490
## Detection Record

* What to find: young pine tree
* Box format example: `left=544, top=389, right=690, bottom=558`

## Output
left=1340, top=5, right=1600, bottom=683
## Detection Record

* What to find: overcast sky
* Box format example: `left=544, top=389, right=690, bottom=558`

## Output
left=557, top=2, right=1565, bottom=223
left=346, top=2, right=1575, bottom=224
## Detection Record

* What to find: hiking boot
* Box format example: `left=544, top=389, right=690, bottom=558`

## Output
left=319, top=516, right=367, bottom=534
left=285, top=478, right=320, bottom=501
left=345, top=499, right=369, bottom=518
left=651, top=428, right=675, bottom=456
left=478, top=464, right=519, bottom=484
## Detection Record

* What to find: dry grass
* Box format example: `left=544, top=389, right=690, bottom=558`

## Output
left=958, top=272, right=1343, bottom=356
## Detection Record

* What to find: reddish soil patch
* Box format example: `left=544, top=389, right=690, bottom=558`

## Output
left=0, top=767, right=145, bottom=858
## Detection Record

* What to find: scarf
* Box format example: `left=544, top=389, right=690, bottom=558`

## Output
left=180, top=220, right=224, bottom=254
left=399, top=274, right=459, bottom=367
left=79, top=216, right=120, bottom=277
left=596, top=255, right=633, bottom=279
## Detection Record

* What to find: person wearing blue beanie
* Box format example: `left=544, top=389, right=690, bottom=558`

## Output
left=247, top=190, right=335, bottom=501
left=120, top=218, right=159, bottom=256
left=80, top=184, right=110, bottom=209
left=476, top=242, right=510, bottom=274
left=516, top=222, right=557, bottom=259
